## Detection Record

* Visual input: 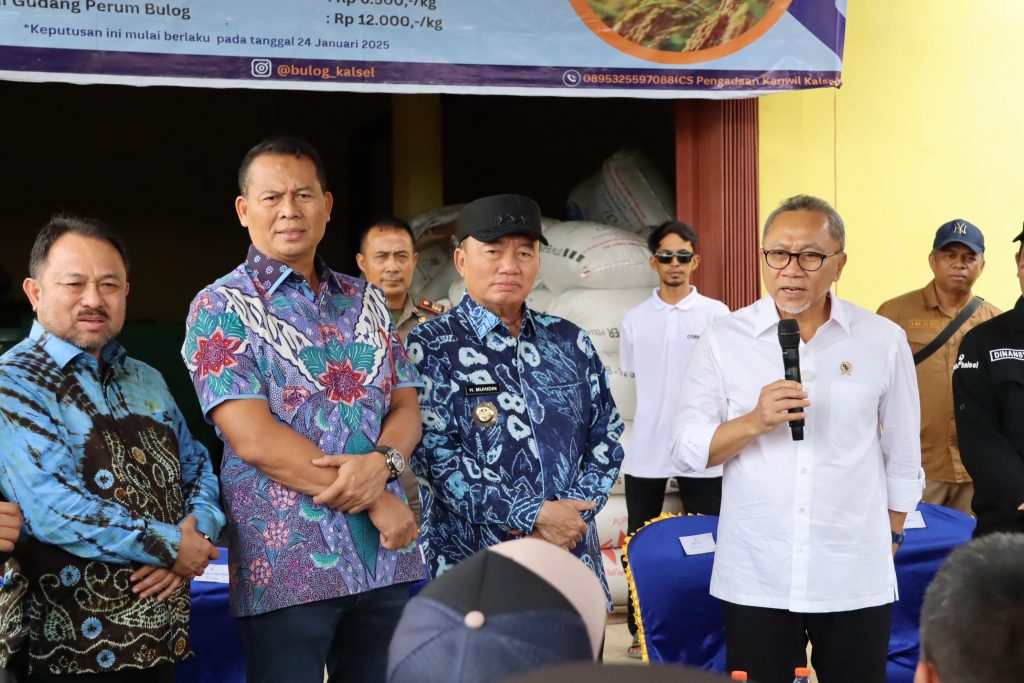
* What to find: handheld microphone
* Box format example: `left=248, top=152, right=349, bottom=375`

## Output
left=777, top=319, right=804, bottom=441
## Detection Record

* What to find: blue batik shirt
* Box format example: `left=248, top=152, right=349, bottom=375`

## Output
left=183, top=246, right=425, bottom=617
left=406, top=294, right=624, bottom=601
left=0, top=322, right=225, bottom=675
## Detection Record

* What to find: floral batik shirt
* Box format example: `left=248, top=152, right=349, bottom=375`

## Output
left=406, top=294, right=624, bottom=602
left=183, top=246, right=424, bottom=617
left=0, top=322, right=225, bottom=675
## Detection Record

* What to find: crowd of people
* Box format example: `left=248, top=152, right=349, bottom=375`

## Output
left=0, top=135, right=1021, bottom=683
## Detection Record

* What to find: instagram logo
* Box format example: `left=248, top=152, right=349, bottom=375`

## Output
left=251, top=59, right=272, bottom=78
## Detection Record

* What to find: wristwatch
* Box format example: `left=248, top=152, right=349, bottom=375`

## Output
left=374, top=445, right=405, bottom=482
left=891, top=530, right=906, bottom=547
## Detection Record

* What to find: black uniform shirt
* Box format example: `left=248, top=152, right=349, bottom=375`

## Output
left=953, top=296, right=1024, bottom=536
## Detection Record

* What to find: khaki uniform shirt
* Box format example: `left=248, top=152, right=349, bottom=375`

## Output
left=877, top=282, right=1001, bottom=483
left=393, top=294, right=446, bottom=344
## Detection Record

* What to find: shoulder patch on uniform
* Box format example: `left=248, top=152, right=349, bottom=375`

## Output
left=990, top=348, right=1024, bottom=362
left=417, top=298, right=447, bottom=315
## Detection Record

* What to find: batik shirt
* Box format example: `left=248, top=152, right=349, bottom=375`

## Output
left=183, top=246, right=424, bottom=617
left=0, top=322, right=224, bottom=675
left=407, top=294, right=624, bottom=600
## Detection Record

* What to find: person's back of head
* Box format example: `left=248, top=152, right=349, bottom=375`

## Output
left=917, top=533, right=1024, bottom=683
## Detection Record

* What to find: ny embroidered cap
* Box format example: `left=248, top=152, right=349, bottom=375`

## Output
left=387, top=538, right=605, bottom=683
left=933, top=219, right=985, bottom=254
left=456, top=194, right=548, bottom=245
left=507, top=663, right=732, bottom=683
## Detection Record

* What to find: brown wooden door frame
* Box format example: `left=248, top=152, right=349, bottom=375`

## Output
left=675, top=98, right=760, bottom=310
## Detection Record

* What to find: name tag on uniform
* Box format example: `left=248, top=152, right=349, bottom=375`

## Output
left=679, top=533, right=716, bottom=555
left=465, top=383, right=500, bottom=396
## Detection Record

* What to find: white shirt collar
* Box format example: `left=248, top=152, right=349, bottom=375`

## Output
left=752, top=291, right=852, bottom=339
left=650, top=285, right=700, bottom=312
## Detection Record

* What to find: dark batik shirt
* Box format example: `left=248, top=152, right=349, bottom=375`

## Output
left=0, top=322, right=225, bottom=675
left=183, top=246, right=424, bottom=617
left=406, top=294, right=624, bottom=603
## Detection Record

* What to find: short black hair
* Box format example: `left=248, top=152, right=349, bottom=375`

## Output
left=359, top=216, right=415, bottom=253
left=29, top=213, right=130, bottom=279
left=238, top=136, right=328, bottom=195
left=919, top=533, right=1024, bottom=682
left=647, top=220, right=699, bottom=254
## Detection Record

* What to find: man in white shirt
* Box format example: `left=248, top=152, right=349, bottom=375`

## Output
left=619, top=220, right=729, bottom=656
left=673, top=195, right=923, bottom=683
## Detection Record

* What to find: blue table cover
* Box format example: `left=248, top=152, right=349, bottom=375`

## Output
left=175, top=549, right=245, bottom=683
left=626, top=504, right=974, bottom=681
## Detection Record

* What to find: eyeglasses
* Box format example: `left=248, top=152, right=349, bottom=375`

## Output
left=654, top=251, right=695, bottom=265
left=762, top=249, right=843, bottom=272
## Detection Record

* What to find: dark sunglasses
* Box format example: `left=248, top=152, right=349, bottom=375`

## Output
left=654, top=250, right=695, bottom=265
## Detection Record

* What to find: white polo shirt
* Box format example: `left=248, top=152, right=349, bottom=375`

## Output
left=672, top=294, right=924, bottom=612
left=620, top=286, right=729, bottom=478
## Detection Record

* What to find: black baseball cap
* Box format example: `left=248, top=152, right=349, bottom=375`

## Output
left=456, top=194, right=548, bottom=245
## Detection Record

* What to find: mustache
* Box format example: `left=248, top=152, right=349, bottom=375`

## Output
left=77, top=308, right=109, bottom=320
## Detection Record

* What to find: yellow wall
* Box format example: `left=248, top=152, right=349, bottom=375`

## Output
left=759, top=2, right=1024, bottom=313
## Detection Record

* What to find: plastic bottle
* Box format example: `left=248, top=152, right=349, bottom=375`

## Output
left=730, top=673, right=748, bottom=681
left=793, top=667, right=812, bottom=683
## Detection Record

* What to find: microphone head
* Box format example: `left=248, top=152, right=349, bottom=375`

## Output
left=777, top=318, right=801, bottom=349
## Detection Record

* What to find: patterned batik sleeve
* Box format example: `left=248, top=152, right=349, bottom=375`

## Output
left=561, top=338, right=624, bottom=524
left=0, top=383, right=181, bottom=566
left=182, top=288, right=268, bottom=419
left=387, top=324, right=421, bottom=390
left=155, top=372, right=226, bottom=540
left=407, top=329, right=545, bottom=530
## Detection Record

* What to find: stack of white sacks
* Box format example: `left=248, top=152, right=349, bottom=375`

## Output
left=410, top=150, right=677, bottom=606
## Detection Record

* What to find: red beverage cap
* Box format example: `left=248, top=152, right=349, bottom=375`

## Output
left=795, top=667, right=812, bottom=676
left=730, top=672, right=748, bottom=681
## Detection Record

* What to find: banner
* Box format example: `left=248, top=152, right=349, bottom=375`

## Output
left=0, top=0, right=846, bottom=98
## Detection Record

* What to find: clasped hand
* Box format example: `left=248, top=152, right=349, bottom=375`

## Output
left=311, top=452, right=389, bottom=512
left=532, top=499, right=596, bottom=551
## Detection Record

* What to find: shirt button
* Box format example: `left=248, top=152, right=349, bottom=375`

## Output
left=803, top=370, right=814, bottom=381
left=800, top=467, right=808, bottom=474
left=798, top=507, right=806, bottom=514
left=796, top=546, right=804, bottom=554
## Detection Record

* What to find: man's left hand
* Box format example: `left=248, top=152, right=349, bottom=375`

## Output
left=131, top=565, right=183, bottom=602
left=311, top=452, right=389, bottom=512
left=368, top=492, right=417, bottom=550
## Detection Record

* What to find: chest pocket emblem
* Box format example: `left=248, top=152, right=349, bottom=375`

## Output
left=840, top=361, right=853, bottom=375
left=473, top=402, right=499, bottom=428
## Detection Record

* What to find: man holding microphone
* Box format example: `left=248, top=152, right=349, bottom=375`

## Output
left=672, top=195, right=923, bottom=683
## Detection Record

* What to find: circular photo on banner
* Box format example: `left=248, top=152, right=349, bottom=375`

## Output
left=571, top=0, right=792, bottom=64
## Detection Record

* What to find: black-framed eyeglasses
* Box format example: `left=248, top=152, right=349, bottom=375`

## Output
left=762, top=249, right=843, bottom=272
left=654, top=250, right=695, bottom=265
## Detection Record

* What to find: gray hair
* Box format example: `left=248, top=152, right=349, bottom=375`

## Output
left=919, top=533, right=1024, bottom=682
left=762, top=195, right=845, bottom=251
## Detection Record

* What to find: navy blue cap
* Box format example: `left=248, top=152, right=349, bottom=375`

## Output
left=933, top=219, right=985, bottom=254
left=387, top=539, right=604, bottom=683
